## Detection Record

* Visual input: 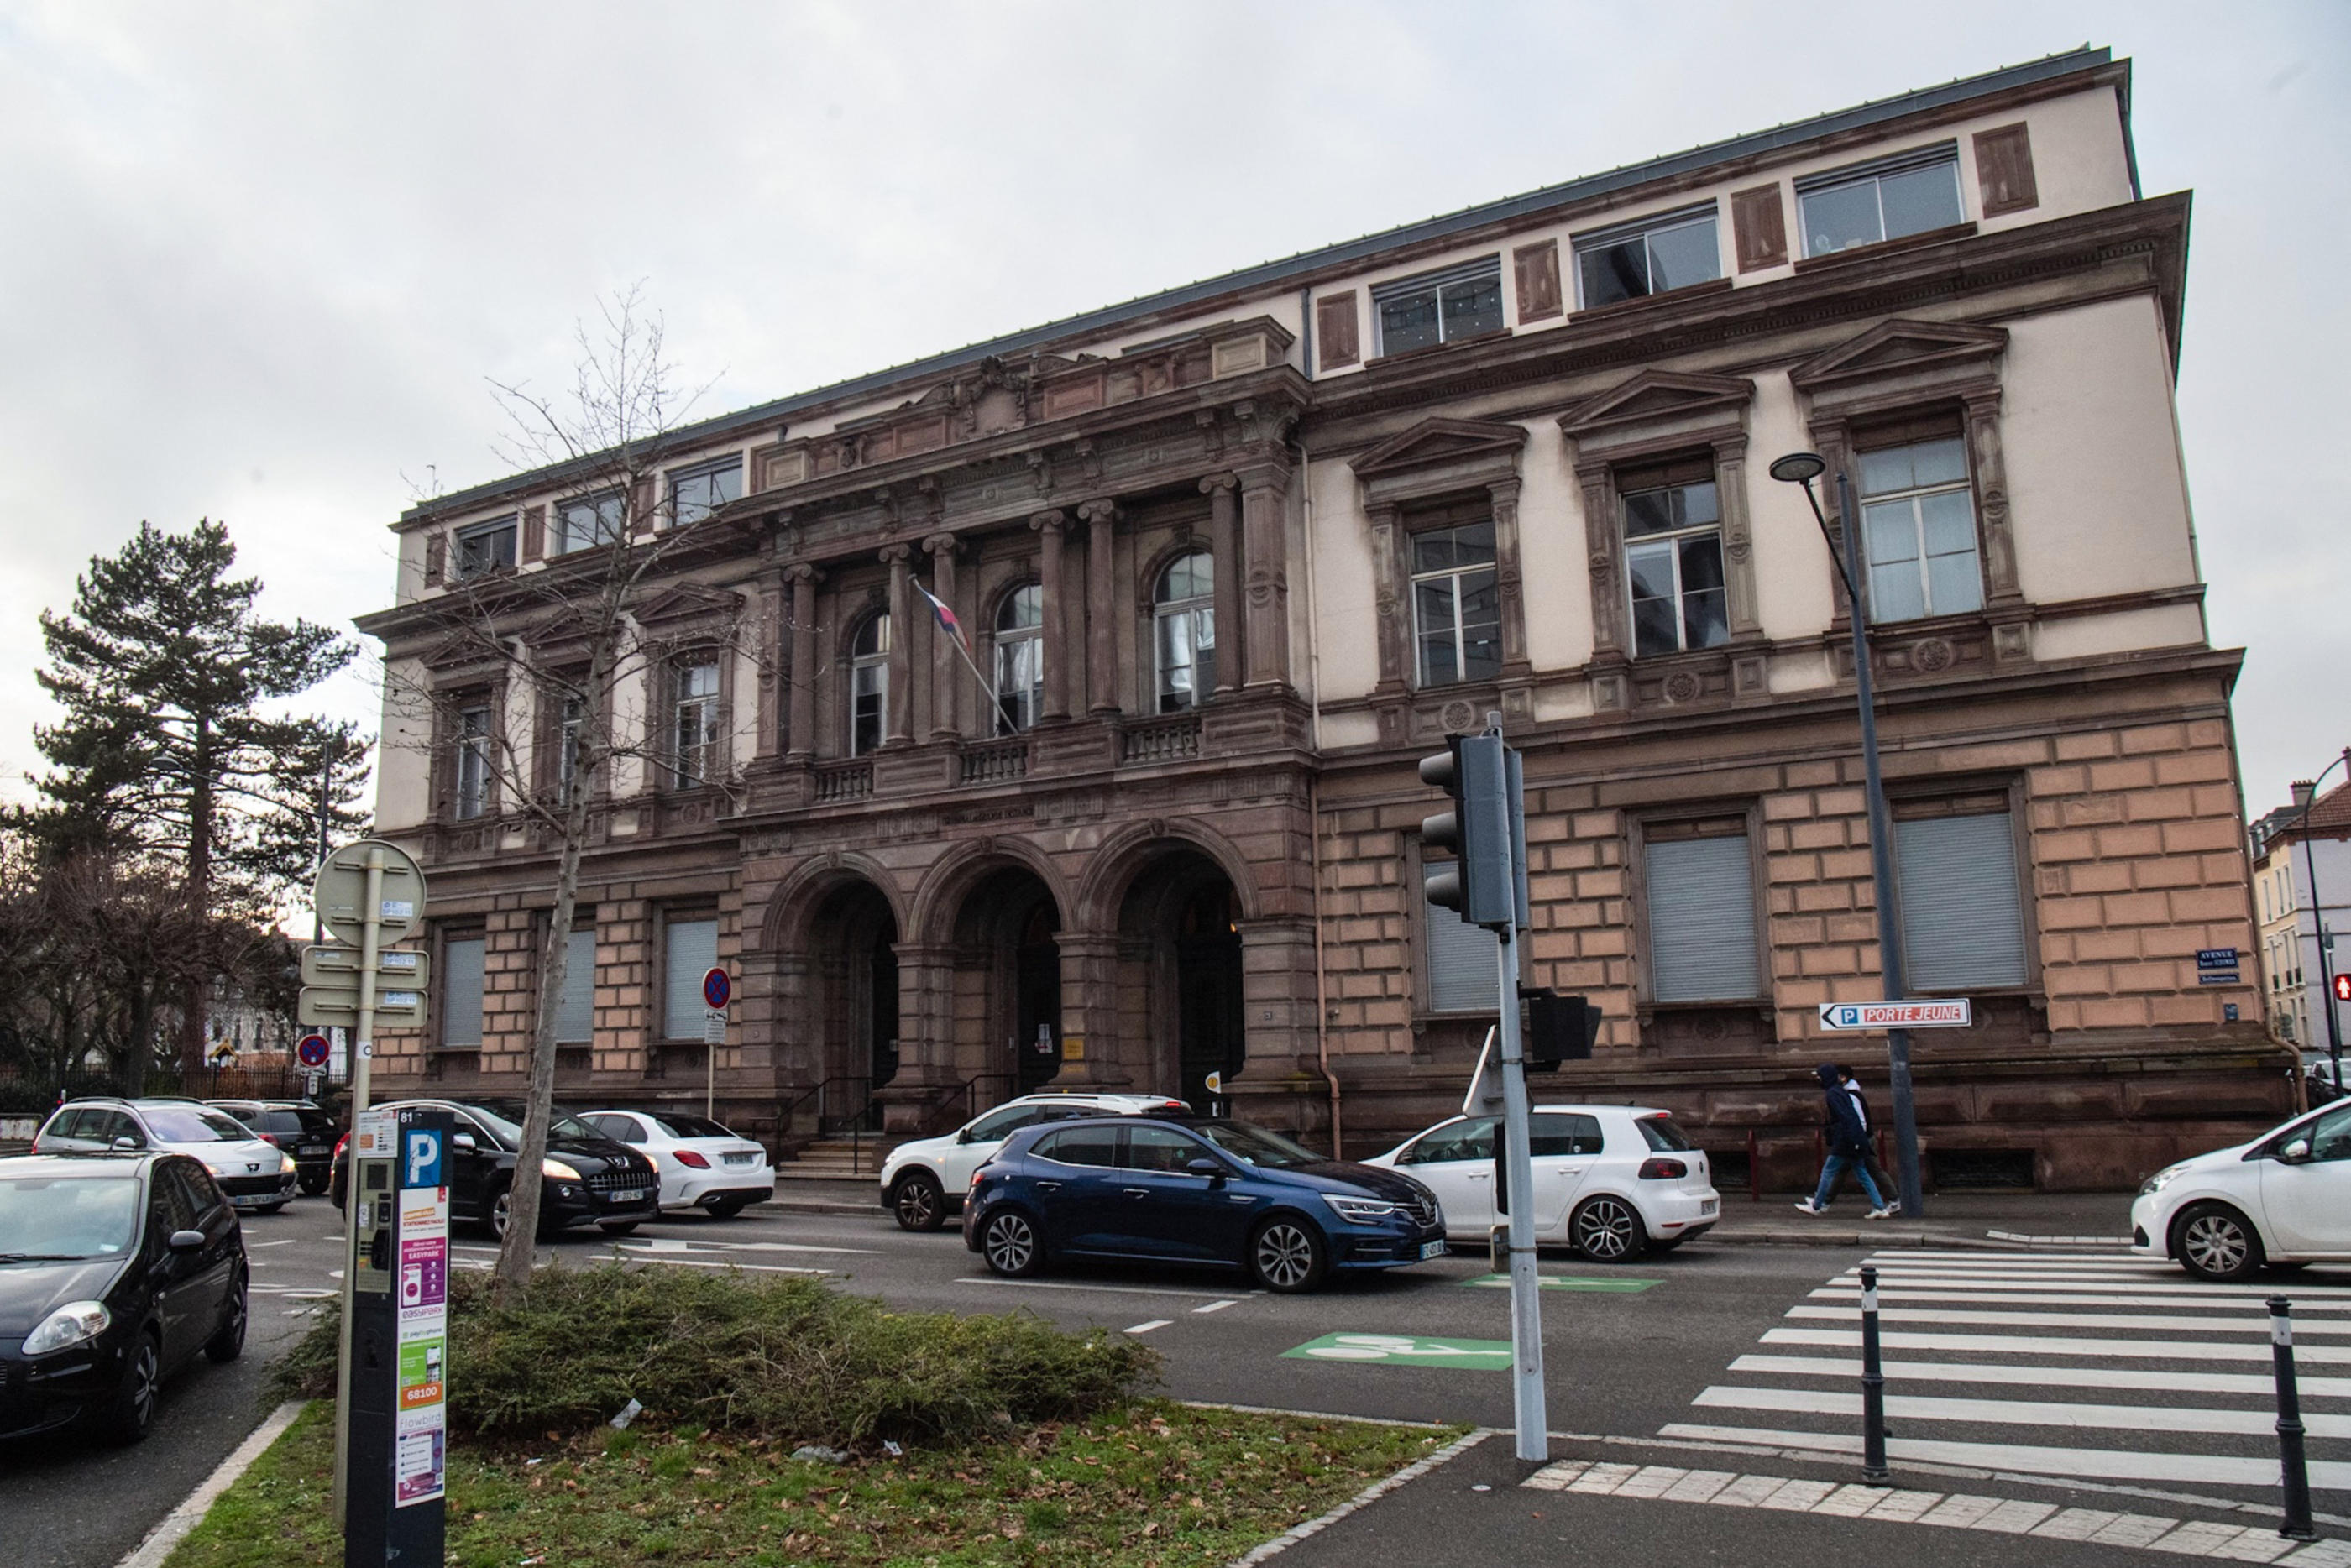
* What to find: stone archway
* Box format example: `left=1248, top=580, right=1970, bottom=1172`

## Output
left=1114, top=848, right=1244, bottom=1111
left=948, top=866, right=1065, bottom=1096
left=805, top=879, right=899, bottom=1118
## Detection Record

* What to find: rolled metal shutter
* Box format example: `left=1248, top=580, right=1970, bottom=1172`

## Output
left=1645, top=836, right=1760, bottom=1002
left=1426, top=896, right=1502, bottom=1013
left=554, top=928, right=594, bottom=1043
left=1898, top=813, right=2026, bottom=988
left=663, top=919, right=719, bottom=1040
left=442, top=937, right=485, bottom=1048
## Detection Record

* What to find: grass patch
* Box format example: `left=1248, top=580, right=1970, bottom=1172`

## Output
left=274, top=1266, right=1156, bottom=1447
left=165, top=1399, right=1455, bottom=1568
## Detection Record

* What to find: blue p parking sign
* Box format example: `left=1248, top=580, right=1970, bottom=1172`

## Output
left=402, top=1129, right=443, bottom=1190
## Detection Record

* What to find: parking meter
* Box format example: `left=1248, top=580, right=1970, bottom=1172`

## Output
left=346, top=1105, right=452, bottom=1567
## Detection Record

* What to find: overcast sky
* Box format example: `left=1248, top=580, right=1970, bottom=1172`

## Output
left=1, top=0, right=2343, bottom=826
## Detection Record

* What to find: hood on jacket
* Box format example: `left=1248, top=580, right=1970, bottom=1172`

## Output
left=1815, top=1064, right=1840, bottom=1089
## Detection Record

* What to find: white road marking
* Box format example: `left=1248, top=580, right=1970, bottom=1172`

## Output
left=952, top=1276, right=1254, bottom=1300
left=1812, top=1286, right=2351, bottom=1312
left=1765, top=1325, right=2351, bottom=1363
left=615, top=1239, right=879, bottom=1257
left=1694, top=1384, right=2351, bottom=1439
left=1193, top=1299, right=1240, bottom=1315
left=611, top=1255, right=825, bottom=1275
left=1657, top=1423, right=2351, bottom=1492
left=1788, top=1304, right=2351, bottom=1335
left=1728, top=1351, right=2351, bottom=1399
left=246, top=1238, right=297, bottom=1248
left=1124, top=1320, right=1174, bottom=1335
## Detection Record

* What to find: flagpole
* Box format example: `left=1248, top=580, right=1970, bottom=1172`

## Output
left=917, top=577, right=1010, bottom=738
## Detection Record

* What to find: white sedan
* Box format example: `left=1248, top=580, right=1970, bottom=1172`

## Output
left=2131, top=1099, right=2351, bottom=1280
left=1364, top=1104, right=1720, bottom=1262
left=578, top=1110, right=774, bottom=1219
left=877, top=1092, right=1190, bottom=1231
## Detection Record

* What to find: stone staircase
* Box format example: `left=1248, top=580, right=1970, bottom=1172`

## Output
left=773, top=1134, right=903, bottom=1182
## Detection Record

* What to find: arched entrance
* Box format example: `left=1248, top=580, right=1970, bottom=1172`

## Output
left=951, top=867, right=1063, bottom=1094
left=1117, top=849, right=1244, bottom=1111
left=809, top=880, right=899, bottom=1102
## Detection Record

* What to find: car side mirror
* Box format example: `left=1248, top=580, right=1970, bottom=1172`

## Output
left=167, top=1229, right=206, bottom=1252
left=112, top=1137, right=139, bottom=1152
left=452, top=1132, right=477, bottom=1151
left=956, top=1128, right=975, bottom=1145
left=1186, top=1158, right=1226, bottom=1184
left=2279, top=1137, right=2313, bottom=1164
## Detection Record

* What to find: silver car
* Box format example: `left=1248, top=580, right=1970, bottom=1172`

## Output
left=34, top=1099, right=299, bottom=1214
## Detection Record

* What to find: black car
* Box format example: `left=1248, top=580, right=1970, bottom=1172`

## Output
left=0, top=1152, right=247, bottom=1445
left=207, top=1100, right=340, bottom=1195
left=332, top=1099, right=660, bottom=1240
left=962, top=1116, right=1447, bottom=1293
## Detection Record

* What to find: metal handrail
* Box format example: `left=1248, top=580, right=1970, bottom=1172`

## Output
left=929, top=1070, right=1017, bottom=1133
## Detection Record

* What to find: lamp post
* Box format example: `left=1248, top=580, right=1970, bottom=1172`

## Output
left=1769, top=451, right=1924, bottom=1219
left=2289, top=750, right=2350, bottom=1100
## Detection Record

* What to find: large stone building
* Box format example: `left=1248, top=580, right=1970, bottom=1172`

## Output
left=361, top=47, right=2291, bottom=1189
left=2250, top=778, right=2351, bottom=1068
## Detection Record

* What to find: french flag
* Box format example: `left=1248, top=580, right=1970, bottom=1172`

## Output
left=916, top=578, right=966, bottom=652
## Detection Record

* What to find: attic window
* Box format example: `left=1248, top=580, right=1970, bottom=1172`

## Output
left=670, top=456, right=742, bottom=529
left=1573, top=204, right=1720, bottom=309
left=1373, top=257, right=1503, bottom=355
left=1797, top=144, right=1962, bottom=258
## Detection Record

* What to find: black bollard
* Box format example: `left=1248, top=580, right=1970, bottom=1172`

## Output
left=2270, top=1297, right=2316, bottom=1540
left=1861, top=1263, right=1889, bottom=1485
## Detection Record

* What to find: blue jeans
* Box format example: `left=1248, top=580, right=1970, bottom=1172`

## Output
left=1811, top=1151, right=1885, bottom=1210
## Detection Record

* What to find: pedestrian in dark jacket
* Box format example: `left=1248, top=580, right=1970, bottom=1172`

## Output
left=1794, top=1062, right=1888, bottom=1216
left=1826, top=1066, right=1900, bottom=1215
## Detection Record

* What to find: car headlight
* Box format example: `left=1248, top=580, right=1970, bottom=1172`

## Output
left=24, top=1300, right=110, bottom=1356
left=279, top=1151, right=298, bottom=1175
left=2138, top=1163, right=2191, bottom=1197
left=1321, top=1194, right=1402, bottom=1224
left=202, top=1160, right=229, bottom=1178
left=543, top=1158, right=583, bottom=1182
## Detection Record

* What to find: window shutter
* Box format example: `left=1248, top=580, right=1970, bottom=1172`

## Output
left=554, top=928, right=594, bottom=1043
left=442, top=937, right=486, bottom=1048
left=631, top=478, right=657, bottom=536
left=1973, top=123, right=2039, bottom=217
left=1512, top=240, right=1563, bottom=322
left=1730, top=184, right=1788, bottom=272
left=521, top=504, right=545, bottom=563
left=663, top=917, right=720, bottom=1039
left=1425, top=894, right=1501, bottom=1012
left=1316, top=291, right=1360, bottom=370
left=1898, top=813, right=2027, bottom=988
left=423, top=531, right=446, bottom=586
left=1644, top=835, right=1760, bottom=1001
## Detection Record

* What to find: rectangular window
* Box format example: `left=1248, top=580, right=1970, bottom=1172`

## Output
left=442, top=935, right=485, bottom=1048
left=1411, top=519, right=1500, bottom=687
left=1857, top=433, right=1981, bottom=623
left=1897, top=811, right=2026, bottom=989
left=662, top=917, right=719, bottom=1040
left=1425, top=883, right=1501, bottom=1013
left=453, top=515, right=517, bottom=579
left=1798, top=144, right=1963, bottom=258
left=1644, top=833, right=1759, bottom=1002
left=453, top=703, right=491, bottom=820
left=1573, top=204, right=1720, bottom=309
left=672, top=661, right=720, bottom=788
left=1621, top=461, right=1728, bottom=656
left=1372, top=256, right=1504, bottom=355
left=553, top=927, right=594, bottom=1044
left=670, top=457, right=743, bottom=529
left=553, top=490, right=626, bottom=554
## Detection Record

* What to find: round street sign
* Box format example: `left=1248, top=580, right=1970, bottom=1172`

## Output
left=312, top=838, right=427, bottom=949
left=702, top=967, right=731, bottom=1011
left=296, top=1033, right=332, bottom=1069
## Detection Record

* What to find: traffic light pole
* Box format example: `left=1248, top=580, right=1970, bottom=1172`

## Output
left=1493, top=917, right=1547, bottom=1461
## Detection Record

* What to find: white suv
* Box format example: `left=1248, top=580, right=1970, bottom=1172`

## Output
left=1364, top=1104, right=1720, bottom=1262
left=877, top=1092, right=1190, bottom=1231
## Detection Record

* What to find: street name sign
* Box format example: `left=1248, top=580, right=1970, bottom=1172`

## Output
left=1818, top=1000, right=1971, bottom=1032
left=302, top=986, right=425, bottom=1027
left=2196, top=948, right=2242, bottom=987
left=306, top=945, right=427, bottom=989
left=314, top=840, right=427, bottom=949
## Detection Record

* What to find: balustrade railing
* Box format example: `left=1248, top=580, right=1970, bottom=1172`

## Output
left=814, top=760, right=872, bottom=802
left=1120, top=712, right=1202, bottom=764
left=959, top=738, right=1029, bottom=785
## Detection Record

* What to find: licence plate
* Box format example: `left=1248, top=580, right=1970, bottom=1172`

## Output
left=608, top=1189, right=645, bottom=1203
left=723, top=1152, right=757, bottom=1166
left=1701, top=1199, right=1719, bottom=1215
left=1419, top=1240, right=1448, bottom=1261
left=300, top=1146, right=326, bottom=1156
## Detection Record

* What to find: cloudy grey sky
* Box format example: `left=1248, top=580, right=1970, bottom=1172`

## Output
left=1, top=0, right=2343, bottom=821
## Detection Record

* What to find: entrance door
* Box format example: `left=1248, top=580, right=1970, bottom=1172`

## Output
left=1015, top=903, right=1062, bottom=1092
left=1176, top=886, right=1244, bottom=1114
left=867, top=930, right=899, bottom=1093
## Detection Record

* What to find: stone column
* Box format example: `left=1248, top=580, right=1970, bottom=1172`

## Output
left=1366, top=500, right=1408, bottom=694
left=1963, top=389, right=2021, bottom=604
left=1238, top=464, right=1291, bottom=689
left=924, top=534, right=961, bottom=741
left=1030, top=510, right=1070, bottom=722
left=1225, top=915, right=1327, bottom=1143
left=1052, top=933, right=1129, bottom=1090
left=1712, top=436, right=1763, bottom=639
left=1079, top=499, right=1120, bottom=715
left=784, top=564, right=818, bottom=763
left=1202, top=474, right=1240, bottom=695
left=881, top=544, right=913, bottom=746
left=877, top=941, right=957, bottom=1133
left=1489, top=478, right=1532, bottom=678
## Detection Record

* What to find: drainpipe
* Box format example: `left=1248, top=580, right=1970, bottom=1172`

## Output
left=1296, top=404, right=1342, bottom=1158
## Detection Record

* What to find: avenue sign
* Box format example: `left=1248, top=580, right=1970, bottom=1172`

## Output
left=1818, top=999, right=1972, bottom=1032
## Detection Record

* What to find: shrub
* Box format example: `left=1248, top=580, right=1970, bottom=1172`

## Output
left=274, top=1266, right=1156, bottom=1449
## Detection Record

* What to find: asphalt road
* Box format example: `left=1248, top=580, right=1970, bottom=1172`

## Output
left=8, top=1191, right=2344, bottom=1568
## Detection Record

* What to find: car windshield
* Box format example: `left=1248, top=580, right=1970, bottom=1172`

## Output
left=648, top=1113, right=735, bottom=1140
left=0, top=1173, right=141, bottom=1261
left=144, top=1107, right=258, bottom=1143
left=1636, top=1115, right=1695, bottom=1152
left=1190, top=1121, right=1324, bottom=1169
left=465, top=1102, right=600, bottom=1147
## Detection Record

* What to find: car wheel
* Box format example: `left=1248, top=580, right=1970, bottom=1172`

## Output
left=1249, top=1216, right=1327, bottom=1294
left=205, top=1274, right=249, bottom=1364
left=600, top=1221, right=641, bottom=1237
left=488, top=1184, right=514, bottom=1241
left=2176, top=1202, right=2264, bottom=1283
left=1570, top=1194, right=1649, bottom=1263
left=892, top=1173, right=946, bottom=1232
left=299, top=1173, right=328, bottom=1197
left=254, top=1203, right=286, bottom=1215
left=704, top=1197, right=748, bottom=1220
left=980, top=1209, right=1044, bottom=1278
left=99, top=1330, right=163, bottom=1445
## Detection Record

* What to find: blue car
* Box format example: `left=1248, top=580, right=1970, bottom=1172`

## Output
left=961, top=1116, right=1447, bottom=1293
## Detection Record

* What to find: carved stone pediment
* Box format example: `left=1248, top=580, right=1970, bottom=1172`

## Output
left=1353, top=416, right=1527, bottom=479
left=632, top=583, right=745, bottom=629
left=1789, top=318, right=2008, bottom=393
left=417, top=629, right=503, bottom=673
left=1557, top=369, right=1754, bottom=439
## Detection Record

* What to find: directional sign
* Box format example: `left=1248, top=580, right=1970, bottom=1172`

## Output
left=301, top=986, right=424, bottom=1027
left=297, top=1033, right=332, bottom=1069
left=305, top=945, right=427, bottom=990
left=1281, top=1333, right=1513, bottom=1369
left=1817, top=999, right=1971, bottom=1032
left=702, top=967, right=731, bottom=1011
left=313, top=839, right=427, bottom=949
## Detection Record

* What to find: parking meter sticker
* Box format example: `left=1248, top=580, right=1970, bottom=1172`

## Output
left=398, top=1236, right=448, bottom=1310
left=394, top=1410, right=444, bottom=1507
left=397, top=1335, right=446, bottom=1409
left=1280, top=1332, right=1514, bottom=1369
left=400, top=1189, right=448, bottom=1238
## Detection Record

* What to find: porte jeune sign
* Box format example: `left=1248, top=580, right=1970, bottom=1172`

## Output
left=1817, top=1000, right=1971, bottom=1032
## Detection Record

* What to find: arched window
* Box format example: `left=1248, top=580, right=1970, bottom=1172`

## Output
left=850, top=612, right=889, bottom=756
left=993, top=584, right=1044, bottom=733
left=1153, top=551, right=1215, bottom=712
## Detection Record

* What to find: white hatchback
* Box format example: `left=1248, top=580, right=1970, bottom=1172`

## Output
left=578, top=1110, right=775, bottom=1219
left=877, top=1092, right=1191, bottom=1231
left=1364, top=1104, right=1720, bottom=1262
left=2131, top=1098, right=2351, bottom=1280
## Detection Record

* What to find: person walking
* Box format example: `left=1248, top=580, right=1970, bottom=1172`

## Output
left=1794, top=1062, right=1889, bottom=1217
left=1830, top=1065, right=1899, bottom=1216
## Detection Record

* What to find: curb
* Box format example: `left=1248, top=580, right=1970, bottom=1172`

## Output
left=1705, top=1226, right=2011, bottom=1250
left=115, top=1399, right=307, bottom=1568
left=1223, top=1425, right=1496, bottom=1566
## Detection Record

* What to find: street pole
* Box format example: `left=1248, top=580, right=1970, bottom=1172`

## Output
left=1493, top=917, right=1547, bottom=1462
left=2291, top=751, right=2348, bottom=1099
left=331, top=845, right=385, bottom=1516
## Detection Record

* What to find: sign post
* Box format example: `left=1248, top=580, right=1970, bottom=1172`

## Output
left=701, top=966, right=730, bottom=1121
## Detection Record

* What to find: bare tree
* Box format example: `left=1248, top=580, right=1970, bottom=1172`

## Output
left=384, top=288, right=772, bottom=1291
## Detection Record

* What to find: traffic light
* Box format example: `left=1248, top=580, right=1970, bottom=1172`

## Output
left=2334, top=973, right=2351, bottom=1004
left=1419, top=731, right=1518, bottom=931
left=1526, top=992, right=1601, bottom=1071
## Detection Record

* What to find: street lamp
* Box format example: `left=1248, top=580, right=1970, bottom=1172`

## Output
left=2288, top=749, right=2351, bottom=1101
left=1769, top=450, right=1925, bottom=1218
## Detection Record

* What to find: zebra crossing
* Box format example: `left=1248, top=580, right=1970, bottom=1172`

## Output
left=1662, top=1250, right=2351, bottom=1494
